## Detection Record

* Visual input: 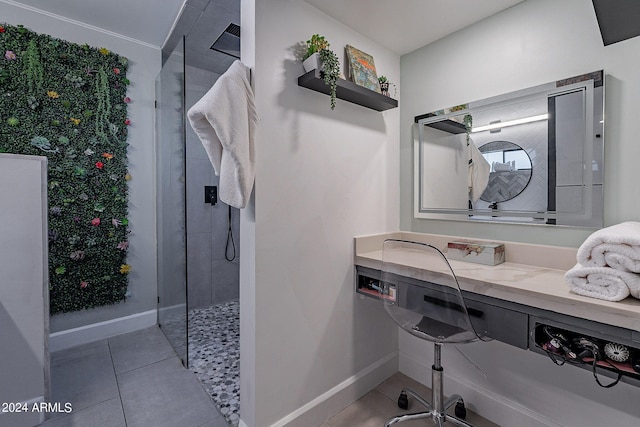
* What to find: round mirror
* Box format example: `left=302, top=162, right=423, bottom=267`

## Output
left=478, top=141, right=532, bottom=203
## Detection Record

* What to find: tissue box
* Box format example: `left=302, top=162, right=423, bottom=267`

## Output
left=447, top=241, right=505, bottom=266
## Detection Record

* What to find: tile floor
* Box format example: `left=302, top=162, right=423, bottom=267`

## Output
left=39, top=326, right=226, bottom=427
left=38, top=325, right=498, bottom=427
left=189, top=301, right=240, bottom=426
left=155, top=300, right=241, bottom=425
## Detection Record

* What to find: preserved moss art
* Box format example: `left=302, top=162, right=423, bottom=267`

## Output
left=0, top=23, right=132, bottom=313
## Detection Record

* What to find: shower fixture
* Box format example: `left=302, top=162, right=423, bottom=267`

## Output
left=210, top=23, right=240, bottom=59
left=204, top=185, right=218, bottom=206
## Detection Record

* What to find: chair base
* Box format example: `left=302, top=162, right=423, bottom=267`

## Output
left=384, top=389, right=473, bottom=427
left=384, top=343, right=476, bottom=427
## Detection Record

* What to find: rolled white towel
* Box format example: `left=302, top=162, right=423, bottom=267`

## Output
left=576, top=221, right=640, bottom=272
left=564, top=264, right=640, bottom=301
left=492, top=161, right=512, bottom=172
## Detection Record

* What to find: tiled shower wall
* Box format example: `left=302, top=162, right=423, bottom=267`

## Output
left=185, top=65, right=240, bottom=309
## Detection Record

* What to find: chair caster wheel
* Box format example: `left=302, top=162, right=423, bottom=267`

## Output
left=397, top=391, right=409, bottom=410
left=455, top=401, right=467, bottom=419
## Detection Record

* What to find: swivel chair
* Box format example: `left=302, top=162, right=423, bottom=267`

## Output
left=378, top=239, right=489, bottom=427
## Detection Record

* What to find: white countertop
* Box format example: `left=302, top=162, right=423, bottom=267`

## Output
left=355, top=232, right=640, bottom=333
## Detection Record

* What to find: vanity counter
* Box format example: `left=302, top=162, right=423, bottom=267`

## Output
left=355, top=232, right=640, bottom=333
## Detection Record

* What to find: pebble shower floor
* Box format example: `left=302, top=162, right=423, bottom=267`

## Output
left=189, top=300, right=240, bottom=426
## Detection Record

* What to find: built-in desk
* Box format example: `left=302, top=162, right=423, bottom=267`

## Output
left=354, top=232, right=640, bottom=387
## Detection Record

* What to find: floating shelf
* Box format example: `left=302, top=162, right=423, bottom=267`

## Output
left=297, top=69, right=398, bottom=112
left=414, top=113, right=467, bottom=134
left=424, top=119, right=466, bottom=134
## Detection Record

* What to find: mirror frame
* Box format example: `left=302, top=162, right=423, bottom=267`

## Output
left=413, top=70, right=604, bottom=227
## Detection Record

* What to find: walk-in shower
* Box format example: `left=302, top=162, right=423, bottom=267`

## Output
left=155, top=0, right=241, bottom=425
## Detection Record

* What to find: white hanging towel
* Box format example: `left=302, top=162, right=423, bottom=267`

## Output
left=576, top=221, right=640, bottom=273
left=187, top=60, right=257, bottom=209
left=467, top=137, right=490, bottom=202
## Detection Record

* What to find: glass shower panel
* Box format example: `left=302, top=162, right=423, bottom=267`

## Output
left=155, top=37, right=188, bottom=365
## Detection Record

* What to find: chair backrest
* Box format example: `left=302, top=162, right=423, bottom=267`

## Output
left=380, top=239, right=482, bottom=344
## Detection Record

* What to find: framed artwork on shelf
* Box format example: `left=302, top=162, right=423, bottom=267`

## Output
left=345, top=45, right=381, bottom=94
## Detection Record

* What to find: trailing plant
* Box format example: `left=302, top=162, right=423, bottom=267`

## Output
left=24, top=39, right=44, bottom=95
left=0, top=22, right=132, bottom=313
left=319, top=48, right=340, bottom=110
left=463, top=113, right=473, bottom=143
left=304, top=34, right=340, bottom=109
left=95, top=66, right=113, bottom=144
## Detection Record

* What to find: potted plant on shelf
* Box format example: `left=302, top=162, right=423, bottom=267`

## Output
left=303, top=34, right=340, bottom=110
left=303, top=34, right=328, bottom=72
left=378, top=76, right=396, bottom=97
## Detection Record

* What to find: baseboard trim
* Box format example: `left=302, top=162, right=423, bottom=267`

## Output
left=399, top=351, right=562, bottom=427
left=49, top=309, right=157, bottom=352
left=270, top=351, right=399, bottom=427
left=158, top=303, right=186, bottom=320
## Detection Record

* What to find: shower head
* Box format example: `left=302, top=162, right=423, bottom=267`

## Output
left=210, top=23, right=240, bottom=59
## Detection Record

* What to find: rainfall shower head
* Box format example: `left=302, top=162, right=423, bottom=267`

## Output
left=210, top=23, right=240, bottom=59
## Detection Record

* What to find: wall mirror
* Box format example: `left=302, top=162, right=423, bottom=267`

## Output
left=414, top=70, right=604, bottom=227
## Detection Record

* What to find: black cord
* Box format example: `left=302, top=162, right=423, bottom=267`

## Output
left=544, top=350, right=567, bottom=366
left=590, top=356, right=621, bottom=388
left=225, top=205, right=236, bottom=262
left=540, top=326, right=622, bottom=388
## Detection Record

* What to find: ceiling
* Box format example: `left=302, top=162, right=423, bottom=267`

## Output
left=4, top=0, right=185, bottom=47
left=6, top=0, right=240, bottom=74
left=304, top=0, right=525, bottom=55
left=5, top=0, right=525, bottom=61
left=169, top=0, right=241, bottom=74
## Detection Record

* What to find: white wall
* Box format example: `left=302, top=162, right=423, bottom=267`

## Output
left=401, top=0, right=640, bottom=247
left=241, top=0, right=401, bottom=425
left=400, top=0, right=640, bottom=425
left=239, top=0, right=257, bottom=425
left=0, top=155, right=48, bottom=427
left=0, top=2, right=160, bottom=333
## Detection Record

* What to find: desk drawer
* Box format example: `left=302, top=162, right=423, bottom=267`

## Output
left=398, top=280, right=528, bottom=349
left=466, top=296, right=529, bottom=349
left=529, top=316, right=640, bottom=388
left=355, top=266, right=529, bottom=349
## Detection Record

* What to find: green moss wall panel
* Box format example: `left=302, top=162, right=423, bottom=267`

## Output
left=0, top=23, right=131, bottom=313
